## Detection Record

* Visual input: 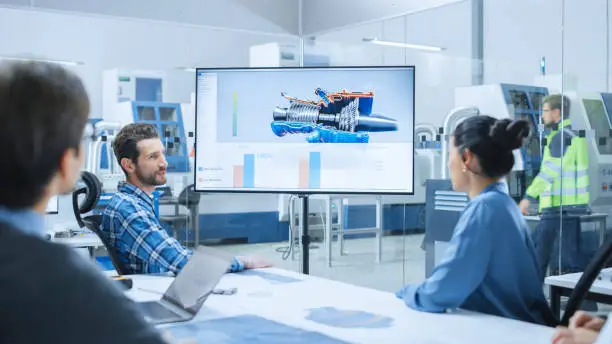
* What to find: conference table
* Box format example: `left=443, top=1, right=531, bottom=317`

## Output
left=121, top=268, right=556, bottom=343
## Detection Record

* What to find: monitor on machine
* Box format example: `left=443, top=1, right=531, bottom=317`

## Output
left=194, top=66, right=415, bottom=195
left=45, top=195, right=59, bottom=215
left=582, top=98, right=612, bottom=155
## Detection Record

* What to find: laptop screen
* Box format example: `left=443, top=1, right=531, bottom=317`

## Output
left=162, top=246, right=234, bottom=314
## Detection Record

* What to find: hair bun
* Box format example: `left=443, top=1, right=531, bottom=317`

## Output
left=489, top=119, right=530, bottom=151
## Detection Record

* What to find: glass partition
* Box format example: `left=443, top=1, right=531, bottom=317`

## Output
left=22, top=0, right=612, bottom=324
left=558, top=0, right=611, bottom=318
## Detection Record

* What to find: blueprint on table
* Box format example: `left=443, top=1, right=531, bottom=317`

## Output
left=165, top=315, right=348, bottom=343
left=306, top=307, right=394, bottom=329
left=239, top=269, right=303, bottom=284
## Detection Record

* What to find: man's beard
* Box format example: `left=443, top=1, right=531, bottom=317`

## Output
left=135, top=166, right=167, bottom=186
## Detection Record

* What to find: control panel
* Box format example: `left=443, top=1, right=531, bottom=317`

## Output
left=598, top=165, right=612, bottom=193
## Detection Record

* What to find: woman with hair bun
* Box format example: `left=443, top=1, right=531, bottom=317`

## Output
left=396, top=115, right=556, bottom=326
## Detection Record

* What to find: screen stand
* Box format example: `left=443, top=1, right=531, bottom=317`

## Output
left=298, top=194, right=311, bottom=275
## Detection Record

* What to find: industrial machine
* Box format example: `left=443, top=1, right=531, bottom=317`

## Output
left=102, top=69, right=193, bottom=173
left=105, top=101, right=190, bottom=172
left=454, top=84, right=549, bottom=202
left=270, top=88, right=398, bottom=144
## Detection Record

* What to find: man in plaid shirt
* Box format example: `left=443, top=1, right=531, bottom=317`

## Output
left=101, top=123, right=269, bottom=275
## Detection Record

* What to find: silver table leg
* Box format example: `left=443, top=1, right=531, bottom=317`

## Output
left=326, top=196, right=333, bottom=267
left=600, top=217, right=607, bottom=246
left=191, top=206, right=200, bottom=246
left=375, top=197, right=383, bottom=263
left=338, top=198, right=346, bottom=256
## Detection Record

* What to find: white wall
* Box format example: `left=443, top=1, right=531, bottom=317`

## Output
left=0, top=7, right=299, bottom=117
left=306, top=1, right=474, bottom=128
left=0, top=7, right=297, bottom=226
left=483, top=0, right=609, bottom=93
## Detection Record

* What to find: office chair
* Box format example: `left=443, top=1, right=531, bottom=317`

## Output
left=159, top=184, right=202, bottom=246
left=559, top=236, right=612, bottom=326
left=72, top=171, right=132, bottom=275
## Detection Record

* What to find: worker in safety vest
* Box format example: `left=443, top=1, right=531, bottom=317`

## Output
left=518, top=94, right=592, bottom=281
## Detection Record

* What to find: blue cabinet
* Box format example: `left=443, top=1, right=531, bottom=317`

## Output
left=131, top=101, right=190, bottom=172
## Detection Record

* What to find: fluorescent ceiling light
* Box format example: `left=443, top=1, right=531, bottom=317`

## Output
left=0, top=56, right=84, bottom=66
left=363, top=38, right=444, bottom=52
left=176, top=67, right=197, bottom=72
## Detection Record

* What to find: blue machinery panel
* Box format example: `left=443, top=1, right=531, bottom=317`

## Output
left=500, top=84, right=549, bottom=200
left=423, top=179, right=468, bottom=277
left=131, top=101, right=190, bottom=173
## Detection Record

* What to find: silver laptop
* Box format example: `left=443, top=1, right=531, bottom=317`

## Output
left=137, top=245, right=234, bottom=325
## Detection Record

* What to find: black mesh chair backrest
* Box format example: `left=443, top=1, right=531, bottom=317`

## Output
left=82, top=214, right=132, bottom=276
left=560, top=236, right=612, bottom=326
left=177, top=184, right=200, bottom=208
left=156, top=185, right=173, bottom=199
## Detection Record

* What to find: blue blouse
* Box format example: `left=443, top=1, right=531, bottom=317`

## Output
left=397, top=182, right=555, bottom=326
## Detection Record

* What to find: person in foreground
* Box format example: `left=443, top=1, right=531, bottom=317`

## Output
left=0, top=61, right=166, bottom=343
left=396, top=115, right=557, bottom=326
left=102, top=123, right=270, bottom=275
left=552, top=311, right=610, bottom=344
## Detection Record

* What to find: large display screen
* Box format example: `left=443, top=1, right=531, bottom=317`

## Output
left=194, top=67, right=415, bottom=194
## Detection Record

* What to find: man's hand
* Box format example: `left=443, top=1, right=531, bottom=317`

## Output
left=519, top=199, right=531, bottom=215
left=570, top=311, right=606, bottom=331
left=239, top=256, right=273, bottom=270
left=552, top=327, right=599, bottom=344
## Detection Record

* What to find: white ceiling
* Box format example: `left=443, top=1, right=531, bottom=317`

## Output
left=300, top=0, right=469, bottom=35
left=0, top=0, right=300, bottom=35
left=0, top=0, right=468, bottom=36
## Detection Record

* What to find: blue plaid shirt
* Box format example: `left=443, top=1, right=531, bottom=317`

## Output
left=101, top=182, right=244, bottom=275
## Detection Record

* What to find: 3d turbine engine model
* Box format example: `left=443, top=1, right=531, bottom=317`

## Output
left=270, top=88, right=398, bottom=143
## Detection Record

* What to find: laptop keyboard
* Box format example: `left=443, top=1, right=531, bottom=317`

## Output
left=139, top=301, right=182, bottom=320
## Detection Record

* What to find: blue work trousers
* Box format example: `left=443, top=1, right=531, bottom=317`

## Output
left=531, top=214, right=596, bottom=280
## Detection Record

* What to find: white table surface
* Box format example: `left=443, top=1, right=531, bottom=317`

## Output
left=545, top=268, right=612, bottom=296
left=524, top=213, right=608, bottom=222
left=121, top=268, right=555, bottom=344
left=53, top=233, right=103, bottom=248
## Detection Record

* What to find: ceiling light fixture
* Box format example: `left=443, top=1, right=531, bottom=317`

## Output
left=363, top=38, right=444, bottom=52
left=175, top=67, right=197, bottom=73
left=0, top=56, right=84, bottom=66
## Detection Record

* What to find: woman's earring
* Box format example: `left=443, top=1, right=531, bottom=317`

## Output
left=462, top=166, right=467, bottom=173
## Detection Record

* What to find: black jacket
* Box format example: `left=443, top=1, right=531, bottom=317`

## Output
left=0, top=221, right=166, bottom=344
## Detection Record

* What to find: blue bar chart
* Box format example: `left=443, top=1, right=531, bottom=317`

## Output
left=309, top=152, right=321, bottom=188
left=299, top=152, right=321, bottom=189
left=243, top=154, right=255, bottom=188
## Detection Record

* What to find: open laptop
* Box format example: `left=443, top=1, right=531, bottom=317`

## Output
left=136, top=245, right=234, bottom=325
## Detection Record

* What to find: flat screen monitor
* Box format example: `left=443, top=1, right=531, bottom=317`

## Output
left=46, top=195, right=59, bottom=214
left=194, top=66, right=415, bottom=195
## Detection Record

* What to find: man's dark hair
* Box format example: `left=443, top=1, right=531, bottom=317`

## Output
left=113, top=123, right=160, bottom=175
left=543, top=94, right=571, bottom=119
left=0, top=61, right=90, bottom=209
